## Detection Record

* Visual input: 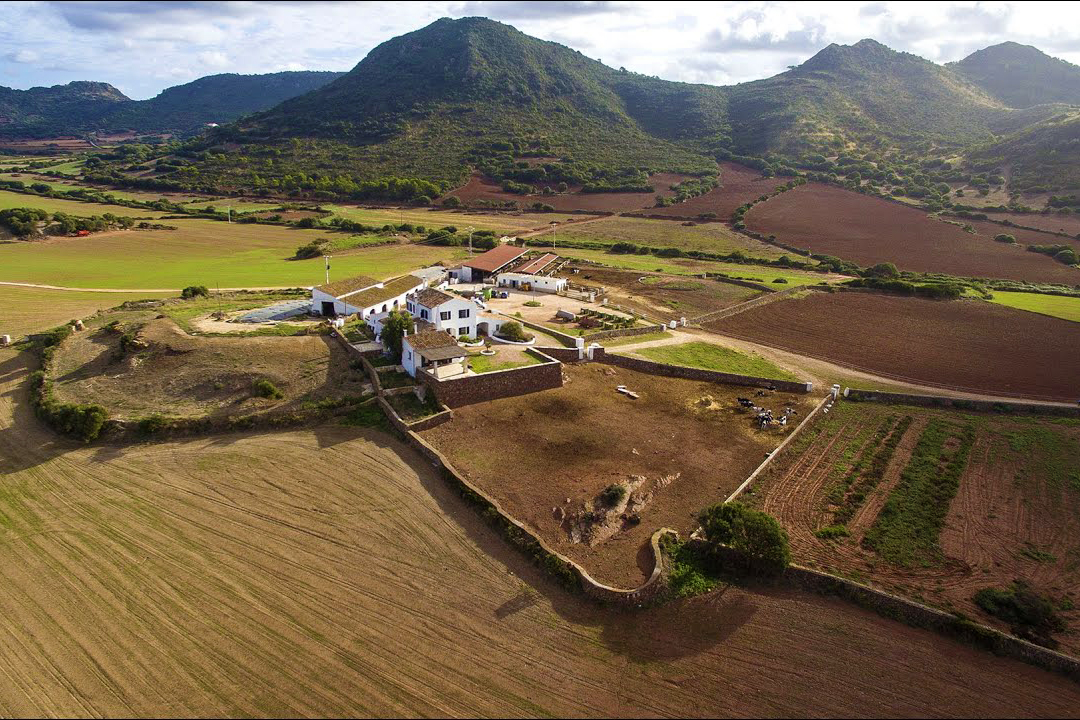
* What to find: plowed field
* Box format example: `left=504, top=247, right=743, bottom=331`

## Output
left=705, top=292, right=1080, bottom=402
left=446, top=172, right=692, bottom=213
left=3, top=347, right=1080, bottom=715
left=750, top=401, right=1080, bottom=656
left=745, top=183, right=1080, bottom=283
left=647, top=162, right=790, bottom=220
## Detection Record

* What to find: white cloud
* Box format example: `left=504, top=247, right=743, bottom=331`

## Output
left=0, top=1, right=1076, bottom=99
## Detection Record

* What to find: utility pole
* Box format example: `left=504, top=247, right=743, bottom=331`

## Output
left=467, top=226, right=474, bottom=256
left=227, top=205, right=232, bottom=224
left=324, top=255, right=331, bottom=285
left=549, top=220, right=559, bottom=252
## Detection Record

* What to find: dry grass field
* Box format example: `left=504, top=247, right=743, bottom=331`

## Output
left=0, top=285, right=172, bottom=341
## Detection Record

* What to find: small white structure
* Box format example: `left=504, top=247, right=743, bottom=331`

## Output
left=402, top=329, right=466, bottom=379
left=495, top=252, right=566, bottom=293
left=311, top=274, right=424, bottom=335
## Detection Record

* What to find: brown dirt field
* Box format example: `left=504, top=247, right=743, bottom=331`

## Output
left=705, top=292, right=1080, bottom=402
left=748, top=401, right=1080, bottom=656
left=647, top=162, right=790, bottom=221
left=445, top=172, right=693, bottom=213
left=978, top=212, right=1080, bottom=239
left=565, top=265, right=761, bottom=321
left=5, top=348, right=1080, bottom=715
left=746, top=183, right=1080, bottom=284
left=965, top=218, right=1080, bottom=254
left=421, top=363, right=814, bottom=587
left=51, top=316, right=368, bottom=419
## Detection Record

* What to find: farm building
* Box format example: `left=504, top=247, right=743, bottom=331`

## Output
left=456, top=245, right=528, bottom=283
left=405, top=287, right=508, bottom=339
left=402, top=329, right=466, bottom=379
left=311, top=274, right=424, bottom=334
left=495, top=252, right=567, bottom=293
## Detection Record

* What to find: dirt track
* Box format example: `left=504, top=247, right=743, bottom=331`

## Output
left=706, top=292, right=1080, bottom=402
left=746, top=183, right=1080, bottom=284
left=5, top=347, right=1080, bottom=716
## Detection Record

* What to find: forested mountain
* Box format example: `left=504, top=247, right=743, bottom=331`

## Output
left=0, top=81, right=131, bottom=137
left=73, top=17, right=1080, bottom=196
left=949, top=42, right=1080, bottom=109
left=0, top=71, right=343, bottom=138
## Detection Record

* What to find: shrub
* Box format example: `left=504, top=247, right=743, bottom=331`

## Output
left=814, top=525, right=851, bottom=540
left=181, top=285, right=209, bottom=299
left=252, top=379, right=283, bottom=399
left=496, top=321, right=530, bottom=343
left=993, top=233, right=1017, bottom=244
left=772, top=277, right=788, bottom=284
left=974, top=581, right=1065, bottom=647
left=523, top=300, right=542, bottom=307
left=867, top=262, right=900, bottom=279
left=698, top=502, right=790, bottom=576
left=441, top=196, right=462, bottom=208
left=599, top=484, right=626, bottom=506
left=137, top=414, right=170, bottom=435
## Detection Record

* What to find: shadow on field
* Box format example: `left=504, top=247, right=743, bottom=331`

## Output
left=0, top=351, right=75, bottom=474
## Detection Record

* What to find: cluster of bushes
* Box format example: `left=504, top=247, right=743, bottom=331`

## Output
left=654, top=175, right=719, bottom=206
left=495, top=320, right=531, bottom=343
left=425, top=226, right=499, bottom=249
left=1028, top=244, right=1078, bottom=266
left=974, top=581, right=1066, bottom=648
left=252, top=379, right=284, bottom=400
left=0, top=206, right=155, bottom=238
left=846, top=276, right=962, bottom=300
left=28, top=322, right=109, bottom=443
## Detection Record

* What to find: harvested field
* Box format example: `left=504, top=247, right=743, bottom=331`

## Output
left=705, top=291, right=1080, bottom=402
left=647, top=162, right=791, bottom=220
left=745, top=183, right=1080, bottom=284
left=748, top=400, right=1080, bottom=656
left=51, top=315, right=366, bottom=420
left=2, top=351, right=1080, bottom=715
left=422, top=363, right=815, bottom=587
left=445, top=172, right=693, bottom=213
left=564, top=266, right=760, bottom=321
left=0, top=285, right=172, bottom=341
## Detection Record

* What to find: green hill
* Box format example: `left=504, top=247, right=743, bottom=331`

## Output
left=0, top=72, right=343, bottom=139
left=949, top=42, right=1080, bottom=109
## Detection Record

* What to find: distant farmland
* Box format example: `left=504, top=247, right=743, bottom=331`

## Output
left=746, top=183, right=1080, bottom=284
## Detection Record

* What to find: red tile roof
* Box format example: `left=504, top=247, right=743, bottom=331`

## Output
left=516, top=253, right=559, bottom=275
left=463, top=245, right=527, bottom=273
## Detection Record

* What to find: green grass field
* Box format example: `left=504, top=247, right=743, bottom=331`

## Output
left=0, top=285, right=174, bottom=339
left=467, top=351, right=542, bottom=373
left=184, top=199, right=282, bottom=213
left=0, top=174, right=198, bottom=204
left=631, top=341, right=798, bottom=380
left=559, top=216, right=785, bottom=257
left=988, top=291, right=1080, bottom=323
left=563, top=247, right=841, bottom=287
left=0, top=189, right=170, bottom=217
left=47, top=159, right=85, bottom=175
left=324, top=204, right=585, bottom=234
left=0, top=217, right=462, bottom=289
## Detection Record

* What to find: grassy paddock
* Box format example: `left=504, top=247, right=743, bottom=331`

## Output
left=0, top=217, right=463, bottom=289
left=0, top=285, right=174, bottom=339
left=987, top=291, right=1080, bottom=323
left=0, top=189, right=169, bottom=217
left=632, top=341, right=798, bottom=380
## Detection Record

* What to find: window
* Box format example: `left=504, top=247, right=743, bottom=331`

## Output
left=406, top=302, right=414, bottom=312
left=381, top=304, right=387, bottom=312
left=459, top=327, right=469, bottom=336
left=420, top=309, right=428, bottom=319
left=440, top=311, right=451, bottom=321
left=458, top=308, right=470, bottom=318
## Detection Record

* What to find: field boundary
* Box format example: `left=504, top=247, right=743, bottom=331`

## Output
left=783, top=565, right=1080, bottom=683
left=726, top=394, right=832, bottom=502
left=596, top=347, right=813, bottom=393
left=844, top=388, right=1080, bottom=417
left=691, top=285, right=824, bottom=324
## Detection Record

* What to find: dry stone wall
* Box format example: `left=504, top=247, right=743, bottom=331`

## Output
left=597, top=349, right=812, bottom=393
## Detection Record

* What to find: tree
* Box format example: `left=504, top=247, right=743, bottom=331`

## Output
left=379, top=309, right=412, bottom=361
left=994, top=233, right=1017, bottom=244
left=496, top=321, right=530, bottom=343
left=867, top=262, right=900, bottom=279
left=698, top=502, right=790, bottom=576
left=442, top=196, right=462, bottom=208
left=181, top=285, right=209, bottom=299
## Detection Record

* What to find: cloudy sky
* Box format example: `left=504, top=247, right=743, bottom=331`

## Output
left=2, top=1, right=1078, bottom=99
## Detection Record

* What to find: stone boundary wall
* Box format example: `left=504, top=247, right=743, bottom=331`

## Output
left=534, top=346, right=582, bottom=363
left=701, top=274, right=775, bottom=293
left=725, top=394, right=831, bottom=502
left=330, top=327, right=383, bottom=392
left=585, top=323, right=666, bottom=341
left=784, top=565, right=1080, bottom=683
left=514, top=317, right=578, bottom=347
left=596, top=349, right=813, bottom=394
left=417, top=348, right=564, bottom=408
left=692, top=285, right=827, bottom=324
left=845, top=388, right=1080, bottom=418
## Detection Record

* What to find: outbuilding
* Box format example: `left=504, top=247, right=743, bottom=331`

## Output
left=402, top=330, right=466, bottom=379
left=458, top=245, right=528, bottom=283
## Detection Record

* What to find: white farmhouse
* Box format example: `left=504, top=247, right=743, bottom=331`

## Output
left=311, top=274, right=424, bottom=335
left=406, top=288, right=480, bottom=338
left=402, top=329, right=466, bottom=379
left=495, top=252, right=567, bottom=293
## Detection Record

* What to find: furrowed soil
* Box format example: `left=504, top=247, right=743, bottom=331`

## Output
left=705, top=291, right=1080, bottom=402
left=422, top=363, right=815, bottom=587
left=646, top=162, right=791, bottom=220
left=564, top=265, right=761, bottom=321
left=748, top=401, right=1080, bottom=657
left=4, top=348, right=1080, bottom=715
left=976, top=212, right=1080, bottom=239
left=745, top=183, right=1080, bottom=284
left=446, top=172, right=693, bottom=213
